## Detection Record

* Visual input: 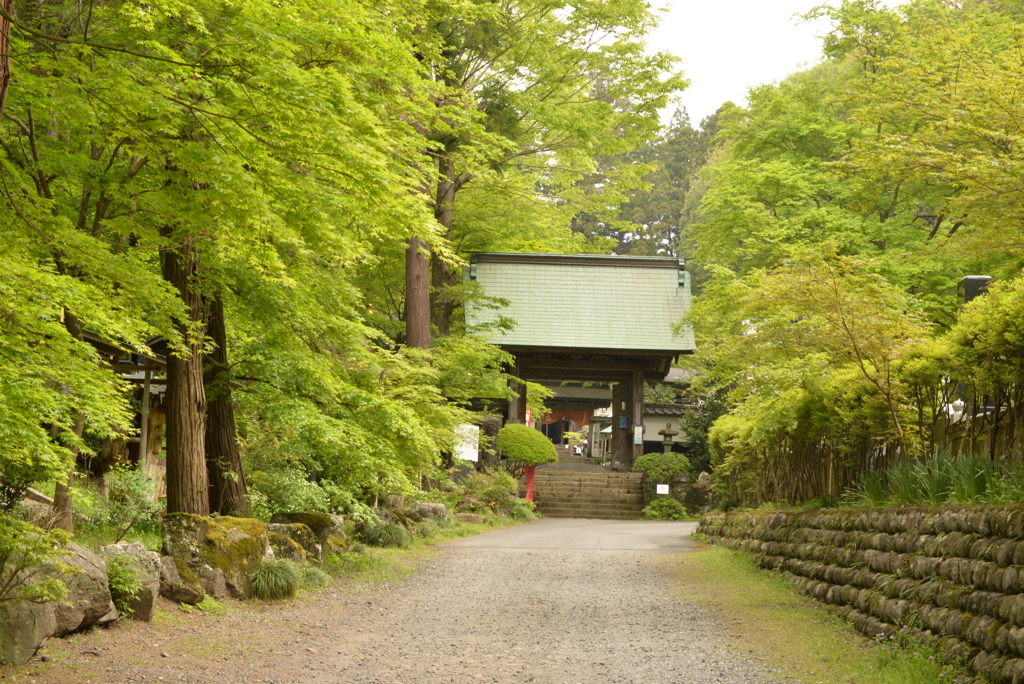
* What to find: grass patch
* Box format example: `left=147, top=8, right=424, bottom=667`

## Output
left=196, top=596, right=228, bottom=615
left=665, top=545, right=962, bottom=684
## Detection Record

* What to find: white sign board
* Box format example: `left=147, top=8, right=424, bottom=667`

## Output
left=656, top=484, right=670, bottom=495
left=454, top=424, right=480, bottom=462
left=633, top=426, right=644, bottom=445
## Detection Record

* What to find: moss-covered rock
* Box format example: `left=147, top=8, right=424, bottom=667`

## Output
left=162, top=514, right=270, bottom=599
left=325, top=533, right=347, bottom=554
left=158, top=555, right=204, bottom=605
left=269, top=513, right=344, bottom=561
left=267, top=528, right=308, bottom=564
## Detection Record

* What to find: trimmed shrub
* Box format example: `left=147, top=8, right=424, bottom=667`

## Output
left=642, top=497, right=688, bottom=521
left=496, top=424, right=557, bottom=467
left=632, top=452, right=690, bottom=483
left=248, top=558, right=300, bottom=600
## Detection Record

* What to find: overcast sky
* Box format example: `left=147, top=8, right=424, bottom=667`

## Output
left=646, top=0, right=836, bottom=124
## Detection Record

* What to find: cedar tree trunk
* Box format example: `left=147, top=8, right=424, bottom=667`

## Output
left=204, top=293, right=250, bottom=516
left=0, top=0, right=11, bottom=117
left=406, top=236, right=431, bottom=348
left=162, top=240, right=209, bottom=515
left=51, top=310, right=87, bottom=532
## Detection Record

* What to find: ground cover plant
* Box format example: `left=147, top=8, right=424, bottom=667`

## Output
left=843, top=452, right=1024, bottom=508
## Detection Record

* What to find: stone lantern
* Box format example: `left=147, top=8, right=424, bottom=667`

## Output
left=657, top=422, right=678, bottom=453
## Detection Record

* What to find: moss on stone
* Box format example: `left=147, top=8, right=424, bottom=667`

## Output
left=270, top=512, right=333, bottom=534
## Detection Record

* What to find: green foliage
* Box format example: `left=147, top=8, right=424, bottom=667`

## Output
left=247, top=470, right=331, bottom=522
left=0, top=514, right=70, bottom=604
left=509, top=502, right=537, bottom=522
left=104, top=465, right=159, bottom=543
left=300, top=565, right=330, bottom=589
left=842, top=453, right=1021, bottom=507
left=196, top=596, right=228, bottom=616
left=632, top=453, right=691, bottom=482
left=359, top=523, right=411, bottom=549
left=641, top=497, right=688, bottom=521
left=248, top=559, right=300, bottom=601
left=105, top=555, right=140, bottom=617
left=496, top=424, right=558, bottom=466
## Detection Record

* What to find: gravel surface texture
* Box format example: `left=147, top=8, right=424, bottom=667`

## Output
left=16, top=519, right=784, bottom=684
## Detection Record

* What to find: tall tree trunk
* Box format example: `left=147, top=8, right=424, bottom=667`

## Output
left=430, top=158, right=459, bottom=337
left=51, top=310, right=86, bottom=532
left=0, top=0, right=11, bottom=118
left=162, top=239, right=209, bottom=516
left=406, top=236, right=431, bottom=349
left=204, top=293, right=250, bottom=516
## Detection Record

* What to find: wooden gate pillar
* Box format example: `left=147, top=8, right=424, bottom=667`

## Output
left=507, top=356, right=527, bottom=425
left=611, top=380, right=631, bottom=471
left=631, top=367, right=645, bottom=465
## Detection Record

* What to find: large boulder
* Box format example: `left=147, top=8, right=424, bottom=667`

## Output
left=267, top=524, right=317, bottom=562
left=406, top=503, right=449, bottom=521
left=163, top=514, right=270, bottom=599
left=269, top=513, right=345, bottom=561
left=98, top=542, right=162, bottom=621
left=0, top=600, right=56, bottom=665
left=267, top=530, right=306, bottom=564
left=158, top=556, right=205, bottom=605
left=48, top=543, right=117, bottom=636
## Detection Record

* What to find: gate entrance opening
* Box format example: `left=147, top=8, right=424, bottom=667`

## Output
left=465, top=252, right=695, bottom=470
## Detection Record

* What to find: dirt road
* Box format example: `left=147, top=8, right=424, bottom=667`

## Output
left=18, top=519, right=782, bottom=684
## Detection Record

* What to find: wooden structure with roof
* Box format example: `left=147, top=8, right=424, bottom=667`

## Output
left=465, top=252, right=695, bottom=470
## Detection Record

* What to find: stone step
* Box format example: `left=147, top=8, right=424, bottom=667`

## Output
left=538, top=508, right=643, bottom=519
left=534, top=472, right=642, bottom=481
left=536, top=499, right=644, bottom=509
left=531, top=476, right=642, bottom=486
left=524, top=484, right=642, bottom=494
left=535, top=496, right=644, bottom=506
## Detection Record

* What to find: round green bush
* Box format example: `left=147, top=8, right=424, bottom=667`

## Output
left=641, top=497, right=688, bottom=521
left=362, top=522, right=411, bottom=548
left=249, top=558, right=300, bottom=600
left=632, top=452, right=690, bottom=482
left=496, top=424, right=557, bottom=465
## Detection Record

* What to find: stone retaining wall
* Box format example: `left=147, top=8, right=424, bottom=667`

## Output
left=697, top=505, right=1024, bottom=683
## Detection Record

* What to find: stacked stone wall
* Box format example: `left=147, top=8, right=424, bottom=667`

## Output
left=698, top=505, right=1024, bottom=683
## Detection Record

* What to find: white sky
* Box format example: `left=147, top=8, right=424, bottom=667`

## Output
left=646, top=0, right=836, bottom=124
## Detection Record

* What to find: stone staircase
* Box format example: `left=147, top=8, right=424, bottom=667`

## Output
left=521, top=468, right=645, bottom=520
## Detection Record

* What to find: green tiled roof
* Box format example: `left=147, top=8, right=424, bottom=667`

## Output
left=465, top=253, right=695, bottom=353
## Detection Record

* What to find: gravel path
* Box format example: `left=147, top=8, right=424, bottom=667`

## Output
left=22, top=519, right=782, bottom=684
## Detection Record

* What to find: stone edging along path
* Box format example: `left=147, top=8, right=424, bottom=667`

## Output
left=698, top=505, right=1024, bottom=684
